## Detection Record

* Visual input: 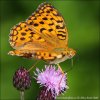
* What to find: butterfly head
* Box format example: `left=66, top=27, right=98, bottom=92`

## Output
left=66, top=48, right=76, bottom=59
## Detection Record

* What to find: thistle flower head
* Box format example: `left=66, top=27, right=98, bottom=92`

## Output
left=34, top=65, right=68, bottom=98
left=13, top=67, right=31, bottom=91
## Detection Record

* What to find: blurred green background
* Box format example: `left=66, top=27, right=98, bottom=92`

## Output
left=0, top=0, right=99, bottom=100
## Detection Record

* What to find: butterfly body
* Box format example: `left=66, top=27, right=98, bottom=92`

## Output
left=8, top=2, right=76, bottom=64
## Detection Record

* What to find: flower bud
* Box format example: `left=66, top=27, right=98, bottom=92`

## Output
left=13, top=67, right=31, bottom=91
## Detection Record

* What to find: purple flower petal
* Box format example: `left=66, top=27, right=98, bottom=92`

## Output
left=34, top=65, right=68, bottom=97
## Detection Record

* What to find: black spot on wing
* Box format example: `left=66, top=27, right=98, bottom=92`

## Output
left=30, top=32, right=35, bottom=34
left=22, top=53, right=33, bottom=58
left=57, top=20, right=63, bottom=23
left=34, top=23, right=39, bottom=26
left=49, top=23, right=54, bottom=26
left=20, top=37, right=25, bottom=40
left=40, top=28, right=46, bottom=33
left=29, top=21, right=34, bottom=25
left=30, top=32, right=35, bottom=37
left=46, top=10, right=50, bottom=13
left=48, top=29, right=53, bottom=32
left=56, top=25, right=65, bottom=29
left=58, top=31, right=66, bottom=34
left=42, top=17, right=48, bottom=20
left=50, top=9, right=53, bottom=11
left=57, top=34, right=66, bottom=40
left=39, top=21, right=44, bottom=24
left=57, top=34, right=66, bottom=37
left=21, top=32, right=26, bottom=36
left=50, top=18, right=54, bottom=20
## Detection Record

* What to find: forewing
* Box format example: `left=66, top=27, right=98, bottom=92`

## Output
left=26, top=2, right=68, bottom=48
left=9, top=22, right=53, bottom=51
left=9, top=2, right=68, bottom=59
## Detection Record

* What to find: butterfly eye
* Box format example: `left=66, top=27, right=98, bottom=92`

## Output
left=66, top=50, right=73, bottom=58
left=69, top=50, right=76, bottom=59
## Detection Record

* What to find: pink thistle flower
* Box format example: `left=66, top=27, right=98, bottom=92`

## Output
left=34, top=65, right=69, bottom=99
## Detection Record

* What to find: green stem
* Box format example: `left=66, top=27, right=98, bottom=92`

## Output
left=20, top=91, right=24, bottom=100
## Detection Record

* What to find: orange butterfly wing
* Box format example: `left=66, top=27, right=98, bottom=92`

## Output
left=9, top=2, right=69, bottom=61
left=26, top=3, right=68, bottom=47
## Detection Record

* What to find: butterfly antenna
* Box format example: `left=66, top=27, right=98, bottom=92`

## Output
left=66, top=58, right=74, bottom=72
left=27, top=60, right=39, bottom=72
left=71, top=58, right=73, bottom=66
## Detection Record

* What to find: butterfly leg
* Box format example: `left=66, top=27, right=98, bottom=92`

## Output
left=57, top=64, right=64, bottom=74
left=27, top=60, right=39, bottom=72
left=57, top=64, right=64, bottom=90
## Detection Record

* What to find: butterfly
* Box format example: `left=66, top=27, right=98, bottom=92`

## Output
left=8, top=2, right=76, bottom=64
